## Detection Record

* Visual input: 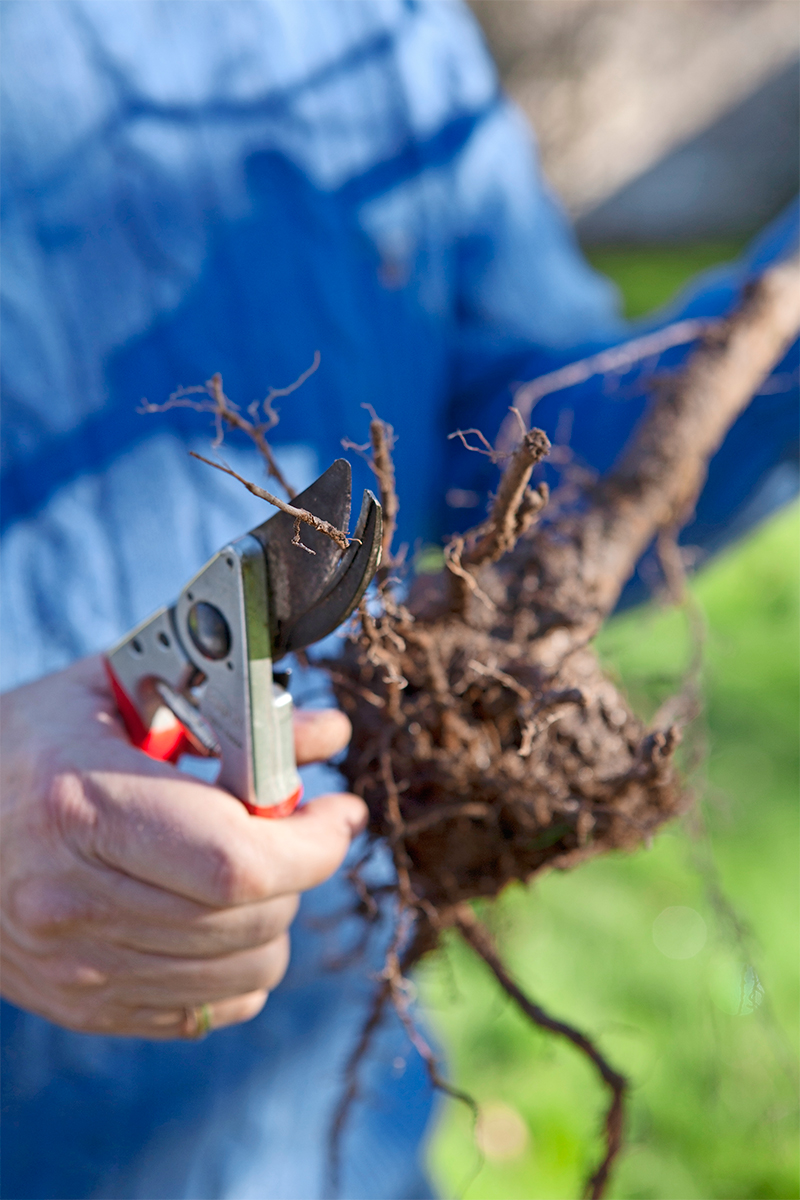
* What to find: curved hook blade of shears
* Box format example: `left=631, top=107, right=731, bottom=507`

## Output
left=249, top=458, right=383, bottom=658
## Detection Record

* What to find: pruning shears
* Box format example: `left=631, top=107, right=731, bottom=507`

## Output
left=105, top=460, right=382, bottom=817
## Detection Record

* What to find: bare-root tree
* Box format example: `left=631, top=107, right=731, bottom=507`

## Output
left=146, top=255, right=800, bottom=1198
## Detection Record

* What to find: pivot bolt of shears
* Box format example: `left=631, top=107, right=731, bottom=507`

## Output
left=187, top=602, right=231, bottom=660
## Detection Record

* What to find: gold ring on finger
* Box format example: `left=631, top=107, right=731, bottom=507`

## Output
left=184, top=1003, right=213, bottom=1040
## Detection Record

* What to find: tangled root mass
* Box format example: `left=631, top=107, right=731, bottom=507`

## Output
left=160, top=258, right=798, bottom=1199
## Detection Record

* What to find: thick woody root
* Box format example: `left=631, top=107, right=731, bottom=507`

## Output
left=506, top=254, right=800, bottom=671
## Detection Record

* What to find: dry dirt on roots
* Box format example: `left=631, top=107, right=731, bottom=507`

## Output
left=334, top=593, right=685, bottom=912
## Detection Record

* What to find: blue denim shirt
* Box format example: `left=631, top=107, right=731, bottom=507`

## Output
left=1, top=3, right=797, bottom=1197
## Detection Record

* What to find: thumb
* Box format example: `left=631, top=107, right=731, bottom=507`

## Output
left=293, top=707, right=352, bottom=765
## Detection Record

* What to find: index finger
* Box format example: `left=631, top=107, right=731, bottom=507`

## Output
left=78, top=749, right=367, bottom=906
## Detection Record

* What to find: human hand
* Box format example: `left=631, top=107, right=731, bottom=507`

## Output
left=0, top=655, right=366, bottom=1038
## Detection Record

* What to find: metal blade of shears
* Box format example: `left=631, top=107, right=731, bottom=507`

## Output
left=278, top=487, right=382, bottom=655
left=249, top=459, right=382, bottom=658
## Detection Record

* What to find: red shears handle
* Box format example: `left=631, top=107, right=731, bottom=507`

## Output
left=104, top=660, right=301, bottom=818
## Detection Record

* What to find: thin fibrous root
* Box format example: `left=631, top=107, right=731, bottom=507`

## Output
left=188, top=452, right=350, bottom=550
left=498, top=317, right=718, bottom=453
left=327, top=910, right=476, bottom=1200
left=454, top=904, right=627, bottom=1200
left=141, top=360, right=320, bottom=497
left=326, top=979, right=392, bottom=1199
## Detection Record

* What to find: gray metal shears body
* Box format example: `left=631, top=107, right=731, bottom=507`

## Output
left=105, top=460, right=381, bottom=816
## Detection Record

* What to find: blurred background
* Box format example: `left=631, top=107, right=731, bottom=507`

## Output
left=422, top=3, right=799, bottom=1198
left=471, top=0, right=798, bottom=242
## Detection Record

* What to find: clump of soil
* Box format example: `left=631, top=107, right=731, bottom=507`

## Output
left=336, top=564, right=684, bottom=912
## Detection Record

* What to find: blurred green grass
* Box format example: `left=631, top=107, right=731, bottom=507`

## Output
left=421, top=246, right=800, bottom=1200
left=586, top=242, right=746, bottom=319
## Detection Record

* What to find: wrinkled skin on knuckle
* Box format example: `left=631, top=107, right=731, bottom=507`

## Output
left=7, top=952, right=114, bottom=1034
left=7, top=876, right=98, bottom=943
left=31, top=944, right=109, bottom=994
left=31, top=948, right=169, bottom=1033
left=43, top=769, right=98, bottom=846
left=206, top=834, right=270, bottom=907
